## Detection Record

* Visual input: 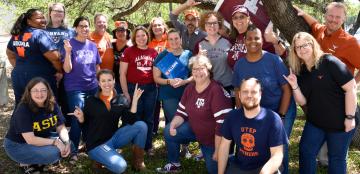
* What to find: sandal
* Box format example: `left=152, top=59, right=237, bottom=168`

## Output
left=21, top=164, right=40, bottom=174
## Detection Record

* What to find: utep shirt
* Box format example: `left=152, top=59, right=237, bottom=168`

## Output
left=222, top=108, right=287, bottom=170
left=7, top=27, right=57, bottom=74
left=6, top=103, right=65, bottom=143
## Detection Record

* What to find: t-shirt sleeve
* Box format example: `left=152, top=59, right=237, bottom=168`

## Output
left=54, top=104, right=65, bottom=126
left=274, top=55, right=289, bottom=86
left=94, top=44, right=102, bottom=65
left=175, top=85, right=190, bottom=121
left=326, top=55, right=354, bottom=86
left=221, top=112, right=234, bottom=140
left=37, top=31, right=57, bottom=53
left=169, top=13, right=186, bottom=32
left=268, top=111, right=288, bottom=147
left=13, top=104, right=34, bottom=134
left=211, top=85, right=233, bottom=136
left=154, top=50, right=168, bottom=66
left=7, top=36, right=14, bottom=51
left=120, top=47, right=130, bottom=63
left=311, top=22, right=323, bottom=34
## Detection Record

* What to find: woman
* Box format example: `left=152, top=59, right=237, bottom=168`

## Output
left=46, top=2, right=75, bottom=126
left=6, top=8, right=62, bottom=105
left=70, top=69, right=147, bottom=173
left=194, top=11, right=233, bottom=94
left=120, top=26, right=158, bottom=153
left=284, top=32, right=358, bottom=174
left=63, top=16, right=101, bottom=159
left=153, top=28, right=193, bottom=123
left=148, top=17, right=169, bottom=137
left=157, top=55, right=232, bottom=174
left=4, top=77, right=71, bottom=173
left=112, top=21, right=131, bottom=93
left=227, top=5, right=286, bottom=69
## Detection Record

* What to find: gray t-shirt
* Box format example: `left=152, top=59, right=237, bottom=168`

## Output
left=169, top=13, right=206, bottom=53
left=195, top=37, right=233, bottom=87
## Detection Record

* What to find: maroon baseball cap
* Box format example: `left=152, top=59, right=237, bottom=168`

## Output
left=232, top=5, right=249, bottom=16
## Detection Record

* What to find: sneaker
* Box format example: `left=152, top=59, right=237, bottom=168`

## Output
left=21, top=165, right=40, bottom=174
left=194, top=152, right=204, bottom=161
left=156, top=163, right=181, bottom=173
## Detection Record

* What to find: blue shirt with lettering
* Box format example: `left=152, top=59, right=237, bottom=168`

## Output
left=6, top=103, right=65, bottom=143
left=46, top=26, right=75, bottom=54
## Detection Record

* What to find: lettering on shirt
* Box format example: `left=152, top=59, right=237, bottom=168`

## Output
left=48, top=31, right=70, bottom=43
left=244, top=0, right=259, bottom=15
left=33, top=115, right=58, bottom=132
left=195, top=98, right=205, bottom=108
left=165, top=61, right=179, bottom=76
left=239, top=127, right=259, bottom=157
left=135, top=55, right=154, bottom=71
left=14, top=32, right=32, bottom=58
left=76, top=50, right=95, bottom=64
left=229, top=41, right=246, bottom=61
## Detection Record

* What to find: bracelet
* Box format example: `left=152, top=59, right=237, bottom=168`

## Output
left=345, top=115, right=355, bottom=120
left=166, top=79, right=170, bottom=85
left=292, top=86, right=299, bottom=90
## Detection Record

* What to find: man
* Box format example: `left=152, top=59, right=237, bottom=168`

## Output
left=296, top=2, right=360, bottom=82
left=218, top=78, right=287, bottom=174
left=169, top=0, right=206, bottom=52
left=296, top=2, right=360, bottom=165
left=90, top=14, right=114, bottom=70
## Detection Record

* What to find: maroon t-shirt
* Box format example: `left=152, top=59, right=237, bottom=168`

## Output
left=176, top=80, right=233, bottom=147
left=120, top=46, right=158, bottom=84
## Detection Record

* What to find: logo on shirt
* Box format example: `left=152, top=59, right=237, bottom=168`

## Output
left=195, top=98, right=205, bottom=108
left=239, top=127, right=259, bottom=157
left=33, top=115, right=58, bottom=132
left=76, top=50, right=95, bottom=64
left=13, top=32, right=32, bottom=58
left=135, top=55, right=154, bottom=72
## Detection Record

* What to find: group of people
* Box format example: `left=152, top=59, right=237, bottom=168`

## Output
left=3, top=0, right=359, bottom=174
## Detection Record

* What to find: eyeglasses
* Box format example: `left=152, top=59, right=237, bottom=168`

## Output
left=52, top=10, right=64, bottom=13
left=205, top=21, right=220, bottom=27
left=185, top=18, right=197, bottom=22
left=295, top=43, right=312, bottom=51
left=30, top=89, right=48, bottom=94
left=232, top=15, right=247, bottom=20
left=77, top=25, right=89, bottom=29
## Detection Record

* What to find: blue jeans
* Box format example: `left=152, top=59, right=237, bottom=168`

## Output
left=299, top=122, right=356, bottom=174
left=164, top=122, right=217, bottom=174
left=128, top=83, right=157, bottom=150
left=162, top=98, right=180, bottom=123
left=88, top=121, right=147, bottom=174
left=4, top=138, right=74, bottom=165
left=67, top=88, right=98, bottom=154
left=282, top=97, right=297, bottom=174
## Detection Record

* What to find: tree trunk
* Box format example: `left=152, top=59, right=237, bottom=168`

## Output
left=262, top=0, right=311, bottom=42
left=349, top=10, right=360, bottom=35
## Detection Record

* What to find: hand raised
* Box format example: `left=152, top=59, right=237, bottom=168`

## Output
left=67, top=106, right=84, bottom=122
left=132, top=83, right=144, bottom=102
left=63, top=40, right=72, bottom=53
left=185, top=0, right=201, bottom=7
left=283, top=69, right=298, bottom=89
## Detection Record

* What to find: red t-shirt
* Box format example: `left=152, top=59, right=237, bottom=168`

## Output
left=176, top=80, right=233, bottom=147
left=120, top=46, right=158, bottom=84
left=311, top=23, right=360, bottom=74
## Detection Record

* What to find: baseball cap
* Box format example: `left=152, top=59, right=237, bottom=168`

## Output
left=232, top=5, right=249, bottom=16
left=114, top=21, right=128, bottom=32
left=184, top=9, right=199, bottom=18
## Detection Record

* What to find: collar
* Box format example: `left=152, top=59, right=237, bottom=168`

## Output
left=324, top=27, right=344, bottom=38
left=94, top=89, right=117, bottom=99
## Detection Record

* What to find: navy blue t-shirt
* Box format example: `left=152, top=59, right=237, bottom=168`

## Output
left=6, top=103, right=65, bottom=143
left=7, top=27, right=58, bottom=74
left=232, top=51, right=289, bottom=111
left=46, top=26, right=75, bottom=54
left=221, top=107, right=288, bottom=170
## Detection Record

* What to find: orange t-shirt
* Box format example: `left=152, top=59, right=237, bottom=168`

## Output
left=99, top=92, right=113, bottom=110
left=148, top=34, right=170, bottom=53
left=311, top=23, right=360, bottom=74
left=90, top=32, right=115, bottom=70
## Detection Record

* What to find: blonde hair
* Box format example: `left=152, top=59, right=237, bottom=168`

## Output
left=326, top=2, right=347, bottom=17
left=289, top=32, right=324, bottom=75
left=148, top=17, right=168, bottom=41
left=189, top=55, right=213, bottom=71
left=47, top=2, right=68, bottom=28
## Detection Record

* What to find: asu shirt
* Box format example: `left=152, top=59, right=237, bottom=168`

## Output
left=6, top=103, right=65, bottom=144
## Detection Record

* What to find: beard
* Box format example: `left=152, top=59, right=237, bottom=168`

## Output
left=241, top=101, right=260, bottom=111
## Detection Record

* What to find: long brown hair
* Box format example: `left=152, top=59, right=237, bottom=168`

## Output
left=20, top=77, right=56, bottom=114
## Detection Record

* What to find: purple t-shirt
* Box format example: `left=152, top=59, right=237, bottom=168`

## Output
left=63, top=38, right=101, bottom=91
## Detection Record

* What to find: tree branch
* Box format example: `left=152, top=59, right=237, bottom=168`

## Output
left=349, top=10, right=360, bottom=35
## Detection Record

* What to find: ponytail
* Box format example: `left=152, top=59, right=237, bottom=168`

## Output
left=10, top=8, right=40, bottom=35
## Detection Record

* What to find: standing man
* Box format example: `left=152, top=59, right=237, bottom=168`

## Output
left=169, top=0, right=206, bottom=53
left=296, top=2, right=360, bottom=165
left=90, top=14, right=114, bottom=70
left=218, top=78, right=287, bottom=174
